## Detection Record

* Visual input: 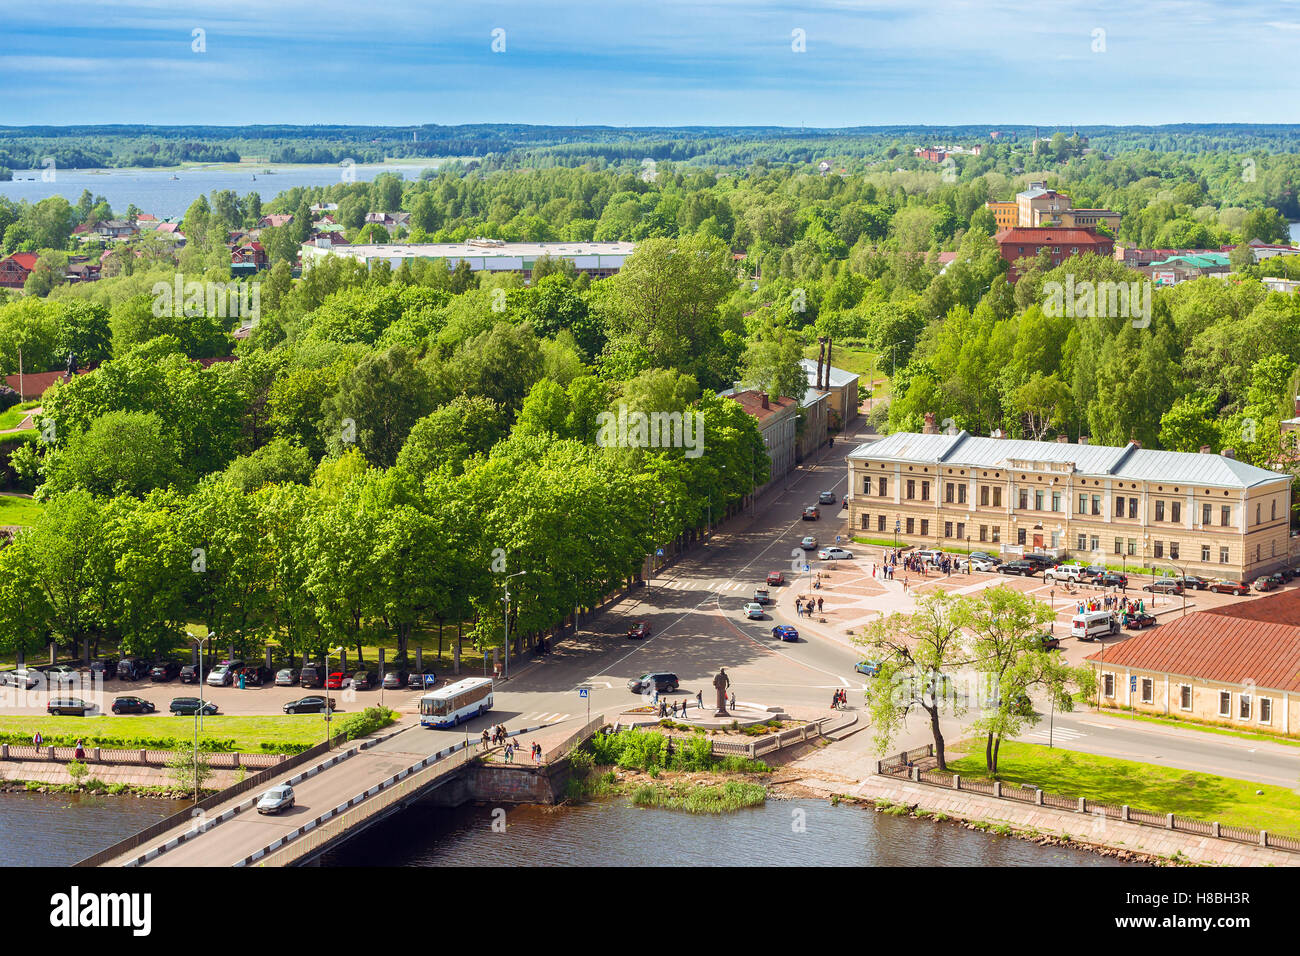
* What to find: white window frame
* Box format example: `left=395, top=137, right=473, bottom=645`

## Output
left=1239, top=694, right=1252, bottom=720
left=1218, top=691, right=1230, bottom=717
left=1179, top=684, right=1192, bottom=711
left=1140, top=678, right=1153, bottom=704
left=1102, top=673, right=1115, bottom=698
left=1259, top=697, right=1272, bottom=724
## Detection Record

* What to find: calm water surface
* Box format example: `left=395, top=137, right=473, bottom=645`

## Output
left=319, top=797, right=1143, bottom=867
left=0, top=163, right=438, bottom=220
left=0, top=790, right=184, bottom=867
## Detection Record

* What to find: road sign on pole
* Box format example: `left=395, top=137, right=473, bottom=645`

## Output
left=578, top=688, right=589, bottom=699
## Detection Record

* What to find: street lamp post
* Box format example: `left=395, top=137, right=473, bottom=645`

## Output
left=502, top=570, right=526, bottom=681
left=324, top=645, right=341, bottom=749
left=185, top=631, right=211, bottom=804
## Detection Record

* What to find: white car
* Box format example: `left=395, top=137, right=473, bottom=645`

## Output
left=916, top=549, right=943, bottom=565
left=961, top=557, right=995, bottom=572
left=743, top=602, right=765, bottom=620
left=1044, top=564, right=1087, bottom=584
left=256, top=784, right=295, bottom=815
left=818, top=547, right=854, bottom=560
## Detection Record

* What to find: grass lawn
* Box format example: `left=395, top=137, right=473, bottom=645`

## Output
left=0, top=401, right=40, bottom=431
left=0, top=714, right=346, bottom=752
left=0, top=495, right=41, bottom=526
left=948, top=740, right=1300, bottom=837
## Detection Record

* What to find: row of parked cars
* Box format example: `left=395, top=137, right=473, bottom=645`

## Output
left=12, top=656, right=439, bottom=690
left=46, top=693, right=343, bottom=717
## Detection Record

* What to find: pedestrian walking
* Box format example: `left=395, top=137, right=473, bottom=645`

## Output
left=696, top=689, right=703, bottom=711
left=729, top=691, right=736, bottom=709
left=74, top=738, right=85, bottom=761
left=817, top=596, right=824, bottom=613
left=33, top=731, right=42, bottom=748
left=504, top=743, right=513, bottom=763
left=481, top=728, right=490, bottom=751
left=533, top=743, right=542, bottom=766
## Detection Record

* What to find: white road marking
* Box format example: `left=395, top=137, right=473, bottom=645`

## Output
left=1024, top=727, right=1087, bottom=741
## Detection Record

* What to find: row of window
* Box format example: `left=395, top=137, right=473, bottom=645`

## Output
left=1101, top=675, right=1275, bottom=724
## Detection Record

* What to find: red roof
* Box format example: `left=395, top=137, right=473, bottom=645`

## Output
left=136, top=213, right=157, bottom=221
left=1085, top=589, right=1300, bottom=692
left=995, top=227, right=1110, bottom=246
left=6, top=252, right=38, bottom=271
left=726, top=389, right=798, bottom=423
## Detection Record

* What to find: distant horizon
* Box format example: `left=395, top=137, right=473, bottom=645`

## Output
left=6, top=1, right=1300, bottom=126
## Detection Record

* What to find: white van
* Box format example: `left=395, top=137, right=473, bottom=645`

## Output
left=1071, top=610, right=1118, bottom=641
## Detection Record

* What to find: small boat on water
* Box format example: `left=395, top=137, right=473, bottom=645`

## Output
left=169, top=175, right=180, bottom=180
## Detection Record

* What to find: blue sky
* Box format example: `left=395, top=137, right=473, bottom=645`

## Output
left=3, top=0, right=1300, bottom=126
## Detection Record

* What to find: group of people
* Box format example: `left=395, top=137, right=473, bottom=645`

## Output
left=830, top=688, right=849, bottom=710
left=794, top=595, right=824, bottom=617
left=1077, top=595, right=1145, bottom=616
left=658, top=697, right=692, bottom=718
left=481, top=725, right=543, bottom=765
left=30, top=732, right=85, bottom=760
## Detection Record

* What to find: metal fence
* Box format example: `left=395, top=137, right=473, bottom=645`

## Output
left=885, top=759, right=1300, bottom=855
left=1, top=743, right=286, bottom=769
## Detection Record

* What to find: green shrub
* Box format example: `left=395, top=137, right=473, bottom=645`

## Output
left=334, top=706, right=398, bottom=742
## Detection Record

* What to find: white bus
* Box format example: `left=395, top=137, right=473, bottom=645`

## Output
left=419, top=677, right=494, bottom=729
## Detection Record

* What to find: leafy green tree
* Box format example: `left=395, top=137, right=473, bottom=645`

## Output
left=323, top=345, right=435, bottom=467
left=43, top=410, right=181, bottom=498
left=222, top=438, right=314, bottom=492
left=396, top=396, right=509, bottom=476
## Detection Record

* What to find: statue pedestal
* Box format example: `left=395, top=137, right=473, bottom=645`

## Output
left=713, top=709, right=729, bottom=718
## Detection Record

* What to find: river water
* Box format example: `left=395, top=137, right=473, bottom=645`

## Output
left=0, top=790, right=186, bottom=867
left=317, top=797, right=1141, bottom=867
left=0, top=163, right=438, bottom=220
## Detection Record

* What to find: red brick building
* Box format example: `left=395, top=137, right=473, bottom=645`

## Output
left=994, top=227, right=1114, bottom=281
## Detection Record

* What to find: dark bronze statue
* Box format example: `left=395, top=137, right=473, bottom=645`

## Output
left=713, top=667, right=731, bottom=716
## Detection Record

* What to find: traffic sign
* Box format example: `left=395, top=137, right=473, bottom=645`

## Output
left=656, top=548, right=665, bottom=557
left=1129, top=676, right=1136, bottom=693
left=578, top=688, right=589, bottom=699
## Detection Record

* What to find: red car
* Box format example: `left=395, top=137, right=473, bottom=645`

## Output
left=1208, top=579, right=1250, bottom=596
left=627, top=621, right=651, bottom=640
left=1126, top=612, right=1157, bottom=630
left=326, top=670, right=347, bottom=689
left=766, top=571, right=785, bottom=586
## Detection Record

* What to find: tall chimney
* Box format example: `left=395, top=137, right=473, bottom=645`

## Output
left=1078, top=435, right=1089, bottom=445
left=816, top=337, right=826, bottom=391
left=923, top=412, right=938, bottom=434
left=1199, top=445, right=1211, bottom=454
left=1056, top=435, right=1069, bottom=443
left=825, top=337, right=834, bottom=389
left=1221, top=447, right=1236, bottom=459
left=761, top=393, right=770, bottom=410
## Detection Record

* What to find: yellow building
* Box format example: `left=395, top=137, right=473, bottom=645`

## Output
left=846, top=429, right=1292, bottom=582
left=1087, top=590, right=1300, bottom=737
left=985, top=201, right=1018, bottom=231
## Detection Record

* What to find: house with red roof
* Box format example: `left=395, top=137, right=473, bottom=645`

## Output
left=994, top=227, right=1115, bottom=281
left=718, top=387, right=800, bottom=492
left=0, top=252, right=39, bottom=289
left=1086, top=588, right=1300, bottom=736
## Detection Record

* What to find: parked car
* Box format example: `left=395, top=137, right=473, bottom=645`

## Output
left=802, top=506, right=820, bottom=520
left=170, top=697, right=219, bottom=716
left=326, top=671, right=348, bottom=690
left=1142, top=579, right=1184, bottom=595
left=818, top=491, right=837, bottom=505
left=916, top=549, right=943, bottom=565
left=283, top=696, right=335, bottom=715
left=1208, top=579, right=1250, bottom=596
left=111, top=696, right=156, bottom=715
left=772, top=624, right=799, bottom=642
left=0, top=668, right=38, bottom=689
left=1125, top=611, right=1157, bottom=629
left=1278, top=567, right=1296, bottom=583
left=626, top=673, right=679, bottom=694
left=256, top=784, right=295, bottom=815
left=799, top=536, right=818, bottom=550
left=743, top=602, right=765, bottom=620
left=299, top=664, right=326, bottom=688
left=116, top=657, right=148, bottom=681
left=46, top=664, right=80, bottom=685
left=818, top=547, right=854, bottom=561
left=383, top=670, right=410, bottom=690
left=351, top=670, right=374, bottom=690
left=275, top=667, right=301, bottom=686
left=149, top=660, right=181, bottom=682
left=1044, top=564, right=1087, bottom=584
left=766, top=571, right=785, bottom=586
left=753, top=587, right=772, bottom=605
left=88, top=658, right=118, bottom=682
left=1071, top=611, right=1118, bottom=641
left=960, top=556, right=996, bottom=572
left=1174, top=575, right=1209, bottom=591
left=1097, top=572, right=1129, bottom=589
left=407, top=672, right=437, bottom=690
left=1000, top=561, right=1036, bottom=577
left=627, top=620, right=652, bottom=639
left=206, top=660, right=244, bottom=687
left=47, top=697, right=93, bottom=716
left=1037, top=633, right=1062, bottom=651
left=855, top=660, right=882, bottom=677
left=968, top=552, right=1001, bottom=566
left=179, top=662, right=210, bottom=684
left=1253, top=576, right=1279, bottom=592
left=241, top=664, right=273, bottom=687
left=1081, top=566, right=1109, bottom=582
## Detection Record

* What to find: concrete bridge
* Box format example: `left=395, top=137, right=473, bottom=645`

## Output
left=83, top=715, right=602, bottom=868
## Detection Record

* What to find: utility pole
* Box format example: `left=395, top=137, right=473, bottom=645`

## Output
left=502, top=570, right=525, bottom=681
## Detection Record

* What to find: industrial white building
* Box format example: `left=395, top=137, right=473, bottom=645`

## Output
left=300, top=238, right=635, bottom=280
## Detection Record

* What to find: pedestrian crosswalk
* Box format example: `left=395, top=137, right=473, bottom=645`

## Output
left=1022, top=726, right=1087, bottom=743
left=657, top=579, right=751, bottom=592
left=519, top=712, right=572, bottom=724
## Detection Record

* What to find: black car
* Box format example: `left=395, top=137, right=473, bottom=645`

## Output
left=178, top=661, right=210, bottom=684
left=1022, top=553, right=1055, bottom=569
left=274, top=667, right=301, bottom=686
left=150, top=660, right=181, bottom=682
left=170, top=697, right=219, bottom=716
left=241, top=664, right=273, bottom=686
left=626, top=672, right=679, bottom=694
left=1037, top=633, right=1061, bottom=651
left=818, top=491, right=837, bottom=505
left=111, top=696, right=157, bottom=715
left=283, top=696, right=335, bottom=715
left=116, top=657, right=148, bottom=681
left=299, top=664, right=326, bottom=688
left=1175, top=575, right=1209, bottom=591
left=47, top=698, right=93, bottom=716
left=351, top=670, right=374, bottom=690
left=88, top=658, right=117, bottom=682
left=382, top=669, right=408, bottom=689
left=1097, top=572, right=1129, bottom=589
left=1000, top=561, right=1036, bottom=576
left=407, top=671, right=436, bottom=690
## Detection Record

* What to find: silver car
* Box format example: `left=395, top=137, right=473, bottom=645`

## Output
left=256, top=784, right=295, bottom=815
left=800, top=536, right=818, bottom=550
